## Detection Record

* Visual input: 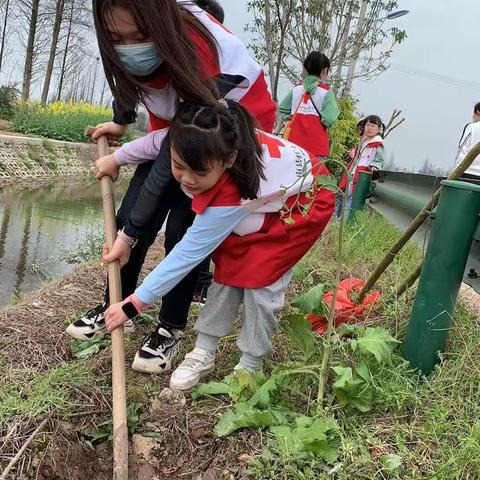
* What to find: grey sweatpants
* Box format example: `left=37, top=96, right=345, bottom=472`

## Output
left=194, top=270, right=293, bottom=369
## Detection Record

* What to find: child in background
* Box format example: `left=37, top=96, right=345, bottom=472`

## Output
left=346, top=119, right=366, bottom=166
left=337, top=115, right=385, bottom=218
left=279, top=51, right=340, bottom=159
left=102, top=99, right=335, bottom=390
left=356, top=118, right=366, bottom=136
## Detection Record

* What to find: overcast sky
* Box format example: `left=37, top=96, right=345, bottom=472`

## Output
left=225, top=0, right=480, bottom=174
left=4, top=1, right=478, bottom=173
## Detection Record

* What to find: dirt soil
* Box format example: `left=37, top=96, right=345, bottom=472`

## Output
left=0, top=239, right=262, bottom=480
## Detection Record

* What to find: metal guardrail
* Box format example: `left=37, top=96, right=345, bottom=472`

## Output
left=369, top=170, right=480, bottom=291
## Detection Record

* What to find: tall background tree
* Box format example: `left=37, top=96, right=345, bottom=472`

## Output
left=246, top=0, right=407, bottom=98
left=53, top=0, right=97, bottom=102
left=0, top=0, right=12, bottom=74
left=0, top=0, right=109, bottom=105
left=19, top=0, right=41, bottom=99
left=40, top=0, right=65, bottom=103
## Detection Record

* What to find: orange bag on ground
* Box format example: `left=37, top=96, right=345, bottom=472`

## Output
left=307, top=279, right=381, bottom=334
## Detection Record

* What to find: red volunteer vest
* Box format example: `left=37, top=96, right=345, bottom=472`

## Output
left=191, top=132, right=335, bottom=288
left=288, top=82, right=330, bottom=157
left=339, top=140, right=384, bottom=191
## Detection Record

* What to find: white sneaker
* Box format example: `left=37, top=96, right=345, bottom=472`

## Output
left=233, top=363, right=263, bottom=374
left=169, top=349, right=215, bottom=391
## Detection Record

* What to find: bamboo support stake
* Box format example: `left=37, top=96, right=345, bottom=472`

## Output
left=358, top=142, right=480, bottom=303
left=396, top=263, right=423, bottom=297
left=85, top=126, right=128, bottom=480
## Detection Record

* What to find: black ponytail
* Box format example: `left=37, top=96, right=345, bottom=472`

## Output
left=170, top=100, right=264, bottom=199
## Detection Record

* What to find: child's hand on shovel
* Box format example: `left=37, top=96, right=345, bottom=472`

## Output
left=105, top=301, right=129, bottom=332
left=95, top=153, right=120, bottom=181
left=105, top=294, right=147, bottom=332
left=102, top=237, right=131, bottom=267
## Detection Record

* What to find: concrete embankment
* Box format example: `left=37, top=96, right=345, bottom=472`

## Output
left=0, top=135, right=96, bottom=185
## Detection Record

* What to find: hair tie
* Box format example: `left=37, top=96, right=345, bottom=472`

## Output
left=219, top=98, right=228, bottom=109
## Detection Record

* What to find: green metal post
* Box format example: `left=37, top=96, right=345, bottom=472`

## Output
left=403, top=180, right=480, bottom=375
left=349, top=170, right=372, bottom=221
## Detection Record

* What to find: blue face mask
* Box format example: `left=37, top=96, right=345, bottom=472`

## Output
left=114, top=42, right=163, bottom=77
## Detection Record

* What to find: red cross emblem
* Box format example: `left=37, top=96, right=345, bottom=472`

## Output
left=258, top=133, right=284, bottom=158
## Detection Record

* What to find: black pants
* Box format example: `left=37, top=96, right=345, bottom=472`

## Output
left=104, top=161, right=211, bottom=330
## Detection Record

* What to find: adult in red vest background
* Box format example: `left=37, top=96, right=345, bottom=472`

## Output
left=279, top=51, right=340, bottom=159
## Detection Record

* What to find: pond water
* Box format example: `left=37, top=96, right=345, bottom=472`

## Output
left=0, top=180, right=128, bottom=306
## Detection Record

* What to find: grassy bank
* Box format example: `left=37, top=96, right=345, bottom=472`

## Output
left=1, top=210, right=479, bottom=479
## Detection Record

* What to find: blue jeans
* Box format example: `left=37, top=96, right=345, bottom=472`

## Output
left=336, top=185, right=353, bottom=220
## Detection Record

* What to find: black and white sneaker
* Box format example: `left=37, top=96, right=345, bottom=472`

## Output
left=131, top=324, right=182, bottom=374
left=65, top=304, right=135, bottom=341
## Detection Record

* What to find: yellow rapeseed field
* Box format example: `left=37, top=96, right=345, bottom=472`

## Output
left=16, top=100, right=111, bottom=117
left=11, top=100, right=119, bottom=142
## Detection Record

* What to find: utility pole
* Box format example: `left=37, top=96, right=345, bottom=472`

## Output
left=263, top=0, right=276, bottom=99
left=343, top=0, right=368, bottom=96
left=333, top=9, right=352, bottom=89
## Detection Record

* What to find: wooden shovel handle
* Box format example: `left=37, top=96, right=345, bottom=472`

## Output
left=85, top=126, right=128, bottom=480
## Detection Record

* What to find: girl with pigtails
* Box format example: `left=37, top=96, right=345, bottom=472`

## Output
left=337, top=115, right=386, bottom=218
left=102, top=99, right=335, bottom=390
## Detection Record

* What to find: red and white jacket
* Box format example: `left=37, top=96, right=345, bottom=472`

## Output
left=339, top=135, right=385, bottom=191
left=134, top=132, right=335, bottom=304
left=287, top=82, right=331, bottom=156
left=139, top=3, right=276, bottom=133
